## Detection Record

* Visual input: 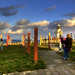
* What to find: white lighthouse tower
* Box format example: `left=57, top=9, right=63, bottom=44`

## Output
left=55, top=24, right=62, bottom=38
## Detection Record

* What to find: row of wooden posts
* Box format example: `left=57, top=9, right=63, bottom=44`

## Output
left=0, top=27, right=38, bottom=64
left=0, top=27, right=60, bottom=64
left=26, top=27, right=38, bottom=64
left=39, top=35, right=61, bottom=45
left=21, top=27, right=51, bottom=64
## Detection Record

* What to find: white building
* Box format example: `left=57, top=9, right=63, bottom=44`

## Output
left=55, top=24, right=62, bottom=38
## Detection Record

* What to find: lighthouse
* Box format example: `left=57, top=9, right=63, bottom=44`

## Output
left=55, top=24, right=63, bottom=52
left=55, top=24, right=63, bottom=38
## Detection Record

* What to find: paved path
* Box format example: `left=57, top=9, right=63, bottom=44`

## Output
left=2, top=44, right=75, bottom=75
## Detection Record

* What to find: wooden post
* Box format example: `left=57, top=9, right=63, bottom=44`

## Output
left=21, top=35, right=23, bottom=47
left=34, top=27, right=38, bottom=64
left=41, top=37, right=42, bottom=43
left=24, top=35, right=25, bottom=45
left=25, top=34, right=27, bottom=50
left=43, top=36, right=45, bottom=43
left=23, top=34, right=25, bottom=46
left=51, top=37, right=52, bottom=43
left=43, top=36, right=44, bottom=44
left=6, top=34, right=9, bottom=46
left=46, top=36, right=48, bottom=44
left=1, top=34, right=3, bottom=50
left=54, top=37, right=55, bottom=43
left=11, top=38, right=12, bottom=45
left=27, top=33, right=30, bottom=54
left=40, top=34, right=41, bottom=45
left=48, top=32, right=50, bottom=49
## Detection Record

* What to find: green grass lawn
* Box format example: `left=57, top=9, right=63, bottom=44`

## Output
left=0, top=43, right=51, bottom=74
left=38, top=43, right=54, bottom=50
left=54, top=42, right=75, bottom=62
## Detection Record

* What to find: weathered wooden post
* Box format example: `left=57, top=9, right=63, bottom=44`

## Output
left=11, top=38, right=12, bottom=45
left=34, top=27, right=38, bottom=64
left=24, top=34, right=25, bottom=46
left=25, top=34, right=27, bottom=50
left=23, top=34, right=25, bottom=46
left=48, top=32, right=50, bottom=49
left=27, top=33, right=30, bottom=54
left=1, top=34, right=3, bottom=50
left=43, top=36, right=44, bottom=44
left=54, top=37, right=55, bottom=43
left=51, top=37, right=52, bottom=42
left=59, top=30, right=63, bottom=52
left=46, top=36, right=48, bottom=43
left=21, top=35, right=23, bottom=47
left=41, top=37, right=42, bottom=43
left=40, top=34, right=41, bottom=45
left=46, top=36, right=48, bottom=44
left=6, top=34, right=9, bottom=47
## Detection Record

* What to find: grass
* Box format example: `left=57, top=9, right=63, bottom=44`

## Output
left=0, top=43, right=50, bottom=74
left=54, top=42, right=75, bottom=62
left=38, top=43, right=54, bottom=50
left=30, top=43, right=54, bottom=50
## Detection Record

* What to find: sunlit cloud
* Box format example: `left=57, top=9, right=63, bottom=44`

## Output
left=11, top=20, right=49, bottom=31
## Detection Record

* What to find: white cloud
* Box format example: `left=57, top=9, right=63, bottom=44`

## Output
left=2, top=28, right=33, bottom=35
left=28, top=20, right=49, bottom=26
left=7, top=29, right=23, bottom=34
left=11, top=20, right=49, bottom=31
left=48, top=17, right=75, bottom=30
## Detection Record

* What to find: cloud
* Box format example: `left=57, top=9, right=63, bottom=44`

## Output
left=10, top=25, right=23, bottom=31
left=61, top=12, right=75, bottom=17
left=15, top=19, right=30, bottom=25
left=0, top=4, right=27, bottom=16
left=1, top=17, right=75, bottom=39
left=45, top=5, right=56, bottom=12
left=0, top=22, right=10, bottom=30
left=27, top=20, right=49, bottom=27
left=2, top=28, right=32, bottom=35
left=47, top=17, right=75, bottom=37
left=48, top=17, right=75, bottom=30
left=1, top=11, right=18, bottom=16
left=43, top=27, right=48, bottom=31
left=11, top=20, right=49, bottom=31
left=7, top=29, right=23, bottom=34
left=1, top=28, right=33, bottom=39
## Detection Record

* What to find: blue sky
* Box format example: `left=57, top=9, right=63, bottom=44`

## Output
left=0, top=0, right=75, bottom=40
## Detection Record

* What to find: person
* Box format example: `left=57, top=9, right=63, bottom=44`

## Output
left=59, top=35, right=62, bottom=52
left=61, top=36, right=66, bottom=60
left=65, top=34, right=72, bottom=60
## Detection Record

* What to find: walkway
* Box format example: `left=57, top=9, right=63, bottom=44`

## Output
left=2, top=43, right=75, bottom=75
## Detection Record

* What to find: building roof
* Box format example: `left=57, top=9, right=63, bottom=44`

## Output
left=57, top=24, right=61, bottom=26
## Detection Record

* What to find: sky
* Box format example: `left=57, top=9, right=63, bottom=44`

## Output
left=0, top=0, right=75, bottom=40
